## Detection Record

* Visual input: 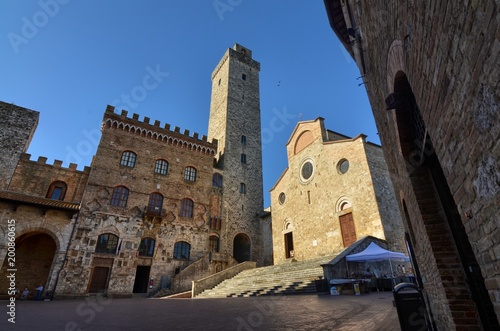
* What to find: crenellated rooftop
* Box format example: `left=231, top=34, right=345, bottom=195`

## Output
left=103, top=105, right=218, bottom=155
left=19, top=153, right=91, bottom=173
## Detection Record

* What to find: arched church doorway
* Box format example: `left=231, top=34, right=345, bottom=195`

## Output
left=391, top=72, right=498, bottom=329
left=0, top=232, right=57, bottom=297
left=233, top=233, right=251, bottom=263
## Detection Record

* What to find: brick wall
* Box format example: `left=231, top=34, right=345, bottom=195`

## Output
left=325, top=0, right=500, bottom=327
left=8, top=154, right=89, bottom=202
left=57, top=106, right=219, bottom=295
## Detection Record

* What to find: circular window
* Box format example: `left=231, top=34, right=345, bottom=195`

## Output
left=301, top=161, right=313, bottom=180
left=278, top=192, right=286, bottom=204
left=337, top=159, right=349, bottom=174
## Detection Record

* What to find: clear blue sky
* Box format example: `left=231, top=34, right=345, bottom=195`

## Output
left=1, top=0, right=378, bottom=207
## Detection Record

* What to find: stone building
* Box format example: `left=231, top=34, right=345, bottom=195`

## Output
left=324, top=0, right=500, bottom=329
left=0, top=103, right=39, bottom=190
left=208, top=44, right=264, bottom=265
left=270, top=117, right=405, bottom=264
left=0, top=101, right=90, bottom=298
left=0, top=44, right=267, bottom=298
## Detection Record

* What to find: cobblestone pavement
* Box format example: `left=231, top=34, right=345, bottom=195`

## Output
left=1, top=292, right=400, bottom=330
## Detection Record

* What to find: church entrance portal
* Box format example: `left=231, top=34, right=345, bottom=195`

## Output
left=284, top=232, right=294, bottom=259
left=339, top=212, right=356, bottom=247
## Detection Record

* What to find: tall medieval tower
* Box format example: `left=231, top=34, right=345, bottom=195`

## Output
left=208, top=44, right=264, bottom=265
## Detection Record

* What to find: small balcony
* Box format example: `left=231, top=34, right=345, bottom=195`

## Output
left=143, top=206, right=165, bottom=222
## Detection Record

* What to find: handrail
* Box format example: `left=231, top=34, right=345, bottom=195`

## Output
left=192, top=261, right=256, bottom=297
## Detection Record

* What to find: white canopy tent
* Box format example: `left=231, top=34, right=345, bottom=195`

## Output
left=345, top=242, right=408, bottom=282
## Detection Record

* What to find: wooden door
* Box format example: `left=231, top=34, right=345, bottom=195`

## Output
left=339, top=213, right=356, bottom=247
left=89, top=267, right=109, bottom=293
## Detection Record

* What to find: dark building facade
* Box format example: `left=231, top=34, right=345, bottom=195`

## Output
left=325, top=1, right=499, bottom=329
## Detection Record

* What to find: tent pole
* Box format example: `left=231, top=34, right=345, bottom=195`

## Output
left=389, top=259, right=395, bottom=287
left=345, top=258, right=349, bottom=278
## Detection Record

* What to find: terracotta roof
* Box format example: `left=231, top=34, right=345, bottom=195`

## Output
left=0, top=190, right=80, bottom=211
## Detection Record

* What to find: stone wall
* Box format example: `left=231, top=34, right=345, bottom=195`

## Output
left=0, top=101, right=39, bottom=190
left=0, top=150, right=89, bottom=297
left=8, top=154, right=90, bottom=202
left=259, top=208, right=274, bottom=266
left=325, top=0, right=500, bottom=328
left=0, top=203, right=78, bottom=297
left=363, top=144, right=406, bottom=253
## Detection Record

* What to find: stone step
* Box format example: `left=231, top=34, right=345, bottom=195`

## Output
left=196, top=255, right=336, bottom=298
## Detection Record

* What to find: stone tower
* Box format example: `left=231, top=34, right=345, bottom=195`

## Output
left=208, top=44, right=264, bottom=265
left=0, top=101, right=39, bottom=190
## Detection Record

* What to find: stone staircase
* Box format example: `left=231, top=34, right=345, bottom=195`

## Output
left=196, top=256, right=334, bottom=298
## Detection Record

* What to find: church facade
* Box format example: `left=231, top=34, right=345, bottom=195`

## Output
left=0, top=44, right=266, bottom=297
left=270, top=118, right=405, bottom=264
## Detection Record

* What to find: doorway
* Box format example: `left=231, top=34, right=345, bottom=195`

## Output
left=339, top=212, right=356, bottom=247
left=0, top=233, right=57, bottom=295
left=133, top=266, right=151, bottom=293
left=233, top=233, right=251, bottom=263
left=284, top=232, right=294, bottom=259
left=89, top=267, right=109, bottom=293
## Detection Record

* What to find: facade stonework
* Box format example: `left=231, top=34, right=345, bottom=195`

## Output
left=0, top=151, right=89, bottom=298
left=0, top=44, right=268, bottom=298
left=270, top=118, right=405, bottom=264
left=0, top=102, right=39, bottom=190
left=55, top=107, right=221, bottom=296
left=325, top=0, right=500, bottom=328
left=208, top=44, right=264, bottom=265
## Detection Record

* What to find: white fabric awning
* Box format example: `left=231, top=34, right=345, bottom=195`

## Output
left=346, top=242, right=407, bottom=262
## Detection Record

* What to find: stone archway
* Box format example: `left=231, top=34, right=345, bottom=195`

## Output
left=233, top=233, right=251, bottom=263
left=0, top=232, right=57, bottom=298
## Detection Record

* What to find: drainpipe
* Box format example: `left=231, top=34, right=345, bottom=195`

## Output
left=52, top=208, right=80, bottom=297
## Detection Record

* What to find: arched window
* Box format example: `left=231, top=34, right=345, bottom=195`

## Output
left=184, top=166, right=197, bottom=182
left=180, top=198, right=194, bottom=218
left=340, top=201, right=352, bottom=211
left=147, top=193, right=163, bottom=214
left=173, top=241, right=191, bottom=260
left=209, top=235, right=220, bottom=253
left=212, top=173, right=223, bottom=188
left=241, top=153, right=247, bottom=164
left=210, top=217, right=222, bottom=230
left=111, top=186, right=129, bottom=207
left=46, top=181, right=67, bottom=200
left=154, top=159, right=169, bottom=175
left=95, top=233, right=119, bottom=254
left=241, top=135, right=247, bottom=145
left=240, top=183, right=246, bottom=194
left=120, top=151, right=137, bottom=167
left=138, top=238, right=155, bottom=257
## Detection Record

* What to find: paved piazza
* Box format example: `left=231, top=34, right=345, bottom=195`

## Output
left=2, top=292, right=400, bottom=330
